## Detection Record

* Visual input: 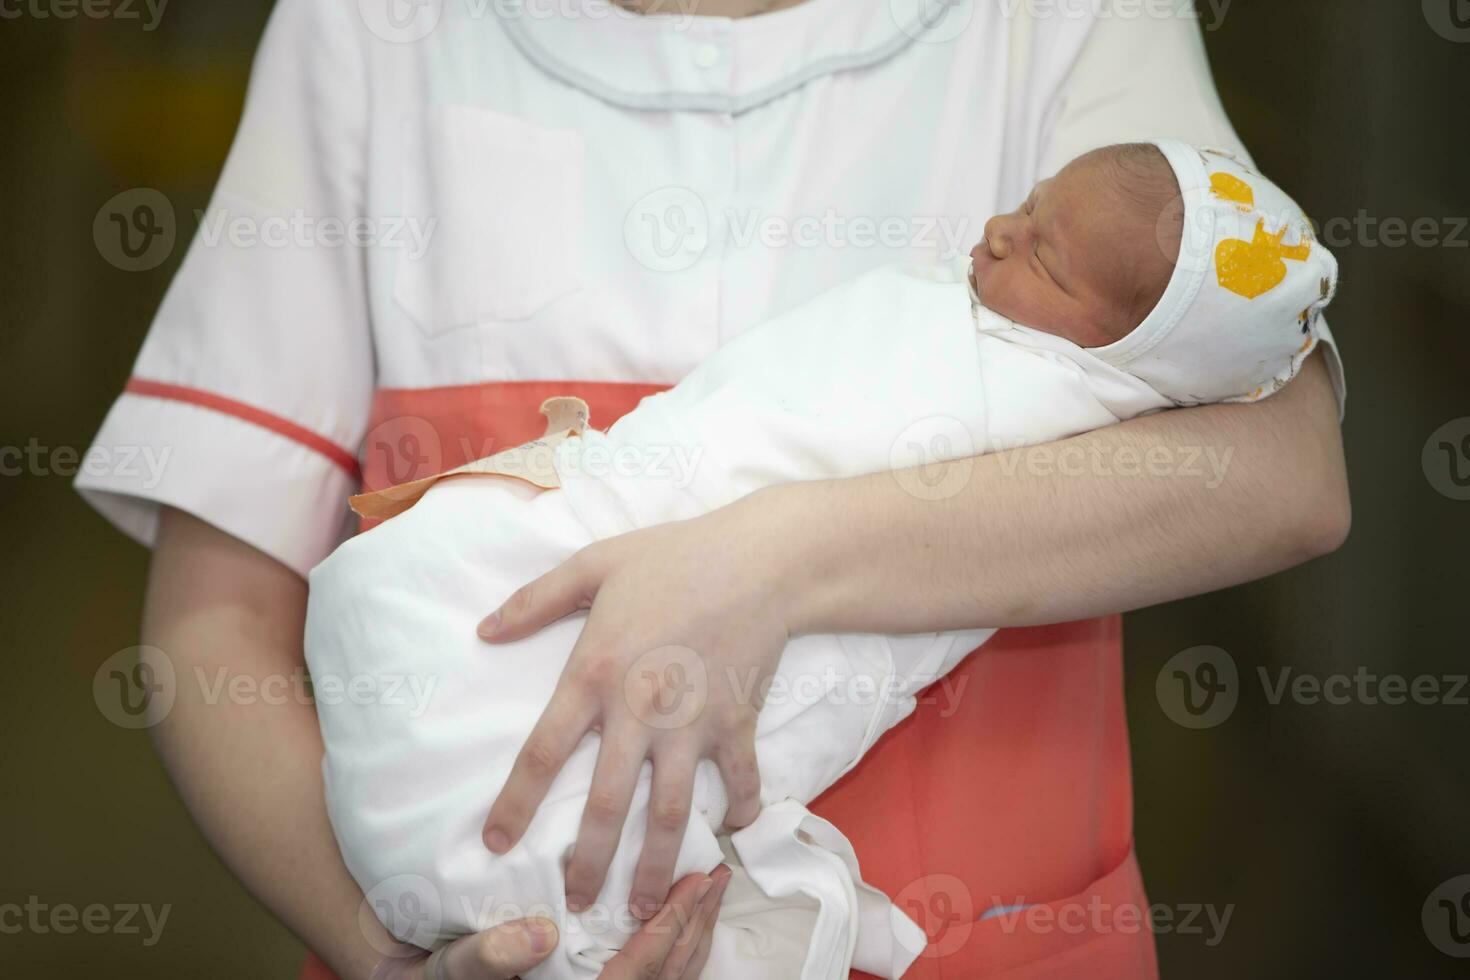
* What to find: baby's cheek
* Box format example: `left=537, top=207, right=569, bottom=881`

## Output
left=975, top=265, right=1015, bottom=314
left=998, top=281, right=1082, bottom=340
left=984, top=273, right=1042, bottom=326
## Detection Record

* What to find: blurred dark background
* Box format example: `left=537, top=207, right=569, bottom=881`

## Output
left=1, top=1, right=1466, bottom=976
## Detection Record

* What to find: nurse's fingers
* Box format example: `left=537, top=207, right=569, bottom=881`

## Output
left=659, top=864, right=730, bottom=980
left=374, top=919, right=558, bottom=980
left=629, top=744, right=700, bottom=920
left=451, top=918, right=560, bottom=979
left=478, top=549, right=601, bottom=643
left=599, top=869, right=718, bottom=980
left=483, top=691, right=598, bottom=854
left=681, top=894, right=720, bottom=980
left=715, top=738, right=762, bottom=830
left=564, top=721, right=649, bottom=913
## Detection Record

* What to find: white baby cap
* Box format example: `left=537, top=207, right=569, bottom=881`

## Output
left=1086, top=138, right=1339, bottom=405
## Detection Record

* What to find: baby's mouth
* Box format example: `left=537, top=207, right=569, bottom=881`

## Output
left=966, top=254, right=983, bottom=308
left=968, top=241, right=990, bottom=295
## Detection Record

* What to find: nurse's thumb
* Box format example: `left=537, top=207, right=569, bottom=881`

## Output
left=450, top=918, right=560, bottom=978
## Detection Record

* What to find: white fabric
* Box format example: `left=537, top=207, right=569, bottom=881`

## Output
left=305, top=261, right=1174, bottom=979
left=1084, top=139, right=1340, bottom=406
left=73, top=0, right=1345, bottom=577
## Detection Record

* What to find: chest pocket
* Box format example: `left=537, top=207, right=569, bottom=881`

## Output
left=394, top=106, right=584, bottom=335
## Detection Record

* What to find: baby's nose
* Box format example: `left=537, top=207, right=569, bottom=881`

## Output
left=983, top=215, right=1014, bottom=258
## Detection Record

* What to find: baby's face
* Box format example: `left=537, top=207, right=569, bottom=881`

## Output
left=969, top=150, right=1176, bottom=348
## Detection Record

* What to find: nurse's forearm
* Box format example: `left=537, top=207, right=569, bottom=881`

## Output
left=771, top=352, right=1351, bottom=635
left=142, top=508, right=389, bottom=980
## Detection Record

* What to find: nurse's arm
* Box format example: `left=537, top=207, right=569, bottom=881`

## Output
left=774, top=350, right=1350, bottom=634
left=142, top=507, right=404, bottom=980
left=481, top=352, right=1347, bottom=912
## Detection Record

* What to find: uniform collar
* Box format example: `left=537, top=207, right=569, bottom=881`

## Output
left=495, top=0, right=961, bottom=113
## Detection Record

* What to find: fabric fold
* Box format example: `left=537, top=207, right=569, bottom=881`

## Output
left=726, top=800, right=928, bottom=980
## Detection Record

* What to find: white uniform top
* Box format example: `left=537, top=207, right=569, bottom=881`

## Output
left=76, top=0, right=1345, bottom=576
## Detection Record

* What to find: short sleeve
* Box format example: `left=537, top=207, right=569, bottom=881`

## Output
left=1039, top=4, right=1346, bottom=417
left=76, top=0, right=375, bottom=576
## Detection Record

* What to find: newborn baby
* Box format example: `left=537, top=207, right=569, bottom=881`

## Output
left=306, top=139, right=1337, bottom=980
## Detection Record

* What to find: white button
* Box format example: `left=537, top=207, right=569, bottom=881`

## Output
left=693, top=44, right=720, bottom=69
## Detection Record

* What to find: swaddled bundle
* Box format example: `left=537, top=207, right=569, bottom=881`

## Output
left=306, top=140, right=1338, bottom=979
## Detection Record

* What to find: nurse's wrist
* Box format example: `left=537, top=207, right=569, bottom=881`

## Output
left=737, top=480, right=856, bottom=638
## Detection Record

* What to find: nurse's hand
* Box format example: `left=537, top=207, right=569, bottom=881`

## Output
left=478, top=494, right=792, bottom=918
left=373, top=867, right=730, bottom=979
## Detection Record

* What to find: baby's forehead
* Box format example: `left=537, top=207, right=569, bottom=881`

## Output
left=1052, top=155, right=1179, bottom=309
left=1045, top=164, right=1146, bottom=238
left=1056, top=151, right=1179, bottom=244
left=1073, top=146, right=1178, bottom=201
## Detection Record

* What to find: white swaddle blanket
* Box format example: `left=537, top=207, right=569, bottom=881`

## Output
left=305, top=260, right=1173, bottom=980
